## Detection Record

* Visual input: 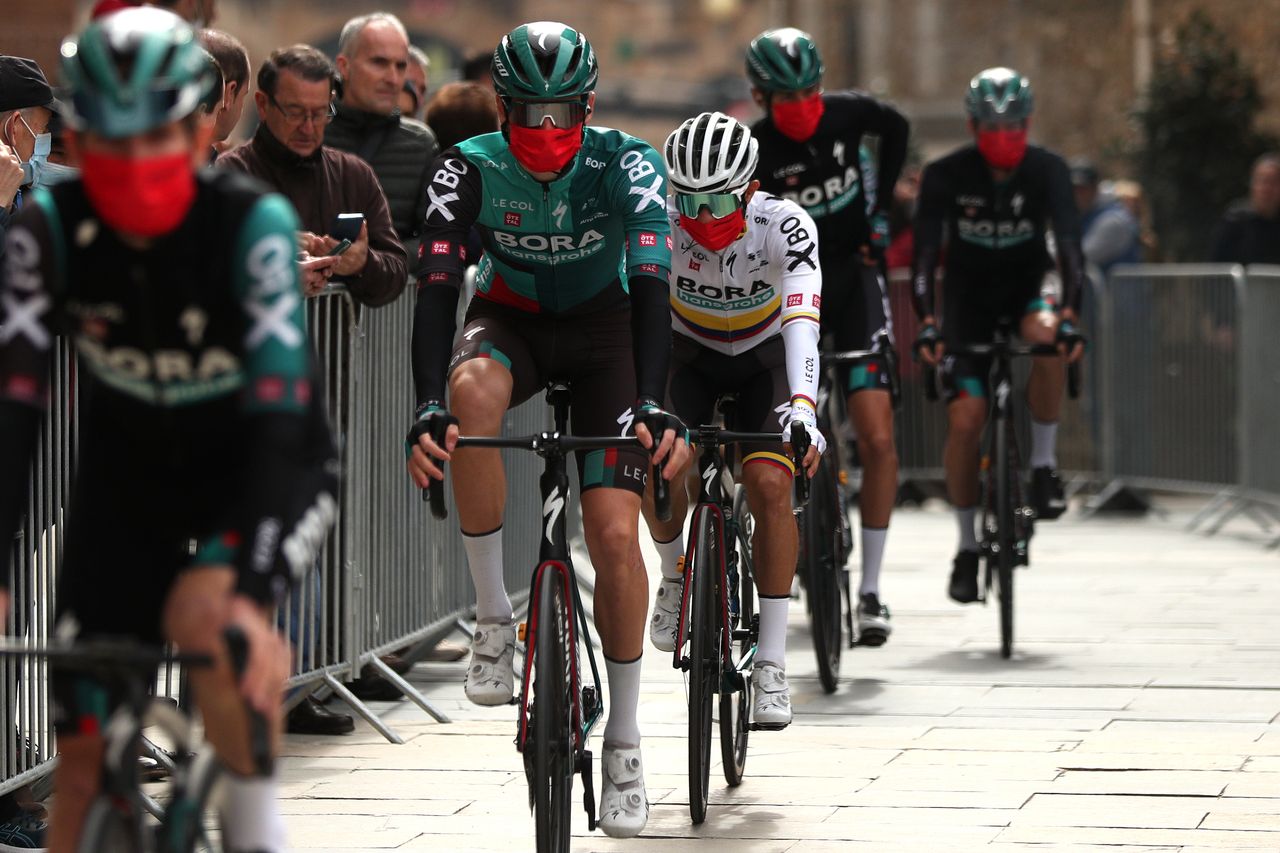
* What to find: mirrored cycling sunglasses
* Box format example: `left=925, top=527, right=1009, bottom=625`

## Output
left=675, top=189, right=745, bottom=219
left=505, top=98, right=590, bottom=129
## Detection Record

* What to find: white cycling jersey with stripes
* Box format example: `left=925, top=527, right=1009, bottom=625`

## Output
left=666, top=191, right=823, bottom=415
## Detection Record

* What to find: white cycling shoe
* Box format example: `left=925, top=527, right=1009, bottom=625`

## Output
left=751, top=662, right=792, bottom=729
left=463, top=620, right=516, bottom=706
left=649, top=574, right=683, bottom=653
left=598, top=743, right=649, bottom=838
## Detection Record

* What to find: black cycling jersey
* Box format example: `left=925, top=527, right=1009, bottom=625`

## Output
left=911, top=144, right=1087, bottom=319
left=0, top=170, right=336, bottom=606
left=752, top=90, right=910, bottom=262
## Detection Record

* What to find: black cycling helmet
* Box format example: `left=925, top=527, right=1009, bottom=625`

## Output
left=964, top=67, right=1034, bottom=123
left=491, top=21, right=598, bottom=100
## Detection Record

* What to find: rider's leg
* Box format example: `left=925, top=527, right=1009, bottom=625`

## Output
left=46, top=737, right=103, bottom=853
left=449, top=358, right=516, bottom=622
left=640, top=464, right=691, bottom=574
left=164, top=566, right=288, bottom=853
left=582, top=487, right=647, bottom=745
left=741, top=457, right=798, bottom=666
left=1022, top=309, right=1065, bottom=466
left=945, top=395, right=988, bottom=548
left=848, top=387, right=896, bottom=596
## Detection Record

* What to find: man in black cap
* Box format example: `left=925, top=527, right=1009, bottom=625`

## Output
left=0, top=56, right=57, bottom=255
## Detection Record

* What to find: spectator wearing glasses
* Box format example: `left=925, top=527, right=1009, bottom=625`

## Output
left=325, top=13, right=439, bottom=259
left=216, top=44, right=407, bottom=307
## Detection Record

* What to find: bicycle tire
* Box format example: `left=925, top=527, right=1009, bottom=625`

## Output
left=802, top=453, right=843, bottom=693
left=720, top=488, right=754, bottom=787
left=687, top=508, right=718, bottom=825
left=160, top=748, right=222, bottom=853
left=80, top=797, right=147, bottom=853
left=533, top=568, right=574, bottom=853
left=995, top=417, right=1016, bottom=660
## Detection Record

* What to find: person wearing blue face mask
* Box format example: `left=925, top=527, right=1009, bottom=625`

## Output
left=0, top=56, right=57, bottom=262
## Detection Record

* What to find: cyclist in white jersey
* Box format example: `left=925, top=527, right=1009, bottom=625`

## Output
left=641, top=112, right=823, bottom=727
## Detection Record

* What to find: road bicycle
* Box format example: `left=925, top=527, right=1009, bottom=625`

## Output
left=925, top=324, right=1080, bottom=658
left=673, top=406, right=808, bottom=825
left=799, top=340, right=900, bottom=693
left=427, top=383, right=667, bottom=853
left=0, top=628, right=270, bottom=852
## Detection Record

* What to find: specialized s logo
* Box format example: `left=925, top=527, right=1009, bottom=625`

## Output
left=0, top=228, right=51, bottom=349
left=551, top=200, right=569, bottom=229
left=543, top=489, right=565, bottom=544
left=426, top=159, right=468, bottom=222
left=619, top=150, right=664, bottom=212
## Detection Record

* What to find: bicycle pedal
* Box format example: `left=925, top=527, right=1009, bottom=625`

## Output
left=517, top=622, right=528, bottom=643
left=580, top=749, right=598, bottom=831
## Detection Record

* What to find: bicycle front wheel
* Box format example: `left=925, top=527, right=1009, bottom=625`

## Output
left=687, top=508, right=719, bottom=825
left=533, top=567, right=574, bottom=853
left=802, top=453, right=843, bottom=693
left=162, top=748, right=223, bottom=853
left=720, top=487, right=754, bottom=787
left=995, top=418, right=1016, bottom=660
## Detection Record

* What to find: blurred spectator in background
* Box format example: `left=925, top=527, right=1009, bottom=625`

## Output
left=425, top=81, right=499, bottom=150
left=1071, top=159, right=1142, bottom=279
left=326, top=12, right=438, bottom=260
left=461, top=50, right=493, bottom=87
left=0, top=57, right=55, bottom=259
left=1110, top=179, right=1159, bottom=260
left=398, top=82, right=420, bottom=124
left=1210, top=152, right=1280, bottom=265
left=884, top=163, right=922, bottom=275
left=200, top=28, right=250, bottom=150
left=404, top=45, right=430, bottom=122
left=144, top=0, right=215, bottom=26
left=217, top=45, right=407, bottom=306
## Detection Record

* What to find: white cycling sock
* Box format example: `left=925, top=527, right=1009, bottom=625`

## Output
left=603, top=655, right=642, bottom=746
left=756, top=595, right=790, bottom=668
left=1029, top=419, right=1059, bottom=469
left=652, top=533, right=686, bottom=580
left=956, top=506, right=979, bottom=552
left=221, top=773, right=287, bottom=853
left=859, top=526, right=887, bottom=596
left=463, top=527, right=512, bottom=623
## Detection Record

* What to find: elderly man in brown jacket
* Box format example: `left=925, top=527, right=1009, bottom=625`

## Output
left=217, top=44, right=407, bottom=307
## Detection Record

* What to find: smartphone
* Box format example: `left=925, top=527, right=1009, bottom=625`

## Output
left=329, top=213, right=365, bottom=242
left=326, top=239, right=353, bottom=257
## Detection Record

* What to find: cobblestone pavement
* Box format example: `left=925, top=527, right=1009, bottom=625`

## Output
left=277, top=505, right=1280, bottom=851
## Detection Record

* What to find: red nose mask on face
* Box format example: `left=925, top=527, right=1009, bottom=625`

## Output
left=976, top=128, right=1029, bottom=171
left=680, top=209, right=746, bottom=252
left=771, top=93, right=825, bottom=142
left=80, top=150, right=196, bottom=237
left=508, top=123, right=583, bottom=174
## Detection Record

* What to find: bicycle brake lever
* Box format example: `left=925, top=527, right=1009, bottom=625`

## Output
left=790, top=422, right=810, bottom=506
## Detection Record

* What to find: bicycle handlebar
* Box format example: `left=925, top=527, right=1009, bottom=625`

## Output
left=921, top=342, right=1081, bottom=402
left=687, top=425, right=810, bottom=506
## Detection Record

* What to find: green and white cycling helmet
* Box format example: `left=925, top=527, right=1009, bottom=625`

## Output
left=746, top=27, right=823, bottom=92
left=665, top=111, right=758, bottom=196
left=964, top=67, right=1034, bottom=123
left=491, top=21, right=598, bottom=100
left=61, top=6, right=217, bottom=139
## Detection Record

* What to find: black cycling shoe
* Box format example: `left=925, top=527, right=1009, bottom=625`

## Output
left=948, top=550, right=981, bottom=604
left=1030, top=466, right=1067, bottom=520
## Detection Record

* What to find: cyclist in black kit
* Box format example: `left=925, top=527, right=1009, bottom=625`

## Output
left=911, top=67, right=1085, bottom=604
left=747, top=28, right=908, bottom=646
left=0, top=10, right=337, bottom=851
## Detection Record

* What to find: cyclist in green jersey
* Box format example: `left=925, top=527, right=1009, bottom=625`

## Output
left=406, top=22, right=690, bottom=838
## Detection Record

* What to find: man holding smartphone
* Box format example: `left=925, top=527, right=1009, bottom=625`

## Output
left=217, top=45, right=406, bottom=306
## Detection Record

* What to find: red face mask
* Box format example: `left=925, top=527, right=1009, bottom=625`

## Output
left=80, top=150, right=196, bottom=237
left=771, top=93, right=825, bottom=142
left=507, top=123, right=583, bottom=174
left=679, top=209, right=746, bottom=252
left=976, top=128, right=1028, bottom=170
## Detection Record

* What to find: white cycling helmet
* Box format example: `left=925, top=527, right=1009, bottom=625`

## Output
left=664, top=111, right=759, bottom=195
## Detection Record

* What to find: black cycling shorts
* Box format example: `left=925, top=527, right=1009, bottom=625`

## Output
left=51, top=399, right=337, bottom=735
left=665, top=334, right=793, bottom=475
left=819, top=254, right=895, bottom=395
left=450, top=296, right=649, bottom=496
left=940, top=266, right=1058, bottom=401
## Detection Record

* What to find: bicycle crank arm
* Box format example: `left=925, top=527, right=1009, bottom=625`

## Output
left=733, top=644, right=758, bottom=672
left=579, top=748, right=598, bottom=831
left=721, top=669, right=746, bottom=692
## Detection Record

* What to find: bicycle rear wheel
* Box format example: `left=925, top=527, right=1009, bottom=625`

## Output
left=80, top=797, right=147, bottom=853
left=720, top=488, right=754, bottom=787
left=802, top=453, right=843, bottom=693
left=687, top=508, right=718, bottom=825
left=533, top=567, right=574, bottom=853
left=995, top=418, right=1016, bottom=660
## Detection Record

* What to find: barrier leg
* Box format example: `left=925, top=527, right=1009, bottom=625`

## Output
left=321, top=673, right=404, bottom=745
left=365, top=655, right=451, bottom=724
left=1186, top=489, right=1235, bottom=531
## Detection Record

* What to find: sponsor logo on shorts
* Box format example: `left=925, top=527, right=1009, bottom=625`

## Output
left=428, top=272, right=449, bottom=282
